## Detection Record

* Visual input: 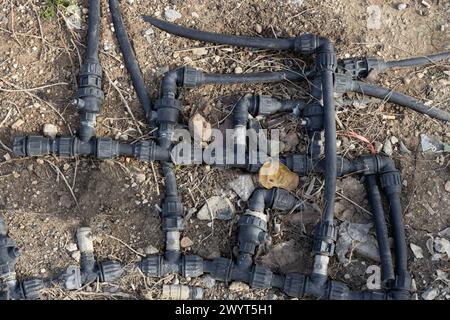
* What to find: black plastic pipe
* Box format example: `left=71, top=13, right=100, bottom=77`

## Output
left=143, top=16, right=296, bottom=50
left=109, top=0, right=153, bottom=122
left=85, top=0, right=100, bottom=61
left=385, top=51, right=450, bottom=69
left=320, top=63, right=337, bottom=223
left=385, top=192, right=408, bottom=278
left=202, top=70, right=312, bottom=84
left=365, top=175, right=395, bottom=286
left=350, top=81, right=450, bottom=122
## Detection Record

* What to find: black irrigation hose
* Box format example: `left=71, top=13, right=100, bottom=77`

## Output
left=365, top=175, right=395, bottom=286
left=85, top=0, right=100, bottom=61
left=109, top=0, right=152, bottom=119
left=202, top=70, right=313, bottom=84
left=143, top=16, right=296, bottom=50
left=321, top=69, right=337, bottom=223
left=351, top=81, right=450, bottom=122
left=385, top=51, right=450, bottom=69
left=385, top=192, right=408, bottom=280
left=162, top=162, right=178, bottom=197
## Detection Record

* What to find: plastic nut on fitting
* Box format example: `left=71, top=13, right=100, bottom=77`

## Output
left=313, top=221, right=337, bottom=256
left=207, top=257, right=232, bottom=282
left=293, top=34, right=320, bottom=54
left=99, top=260, right=123, bottom=282
left=250, top=265, right=273, bottom=289
left=182, top=255, right=204, bottom=278
left=21, top=278, right=45, bottom=300
left=182, top=67, right=205, bottom=88
left=140, top=255, right=163, bottom=277
left=283, top=273, right=307, bottom=298
left=154, top=97, right=182, bottom=124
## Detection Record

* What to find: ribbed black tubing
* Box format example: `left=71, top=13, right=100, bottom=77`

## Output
left=109, top=0, right=152, bottom=118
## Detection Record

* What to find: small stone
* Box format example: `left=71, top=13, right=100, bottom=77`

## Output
left=438, top=227, right=450, bottom=238
left=40, top=268, right=46, bottom=274
left=180, top=237, right=194, bottom=248
left=11, top=119, right=24, bottom=130
left=399, top=141, right=411, bottom=155
left=143, top=28, right=154, bottom=44
left=192, top=47, right=208, bottom=56
left=422, top=287, right=439, bottom=300
left=3, top=153, right=11, bottom=161
left=421, top=0, right=431, bottom=9
left=410, top=243, right=424, bottom=259
left=188, top=113, right=212, bottom=147
left=144, top=245, right=159, bottom=255
left=71, top=251, right=81, bottom=263
left=445, top=181, right=450, bottom=193
left=383, top=139, right=393, bottom=156
left=104, top=42, right=113, bottom=51
left=267, top=293, right=278, bottom=300
left=164, top=9, right=182, bottom=22
left=197, top=196, right=235, bottom=221
left=255, top=24, right=262, bottom=34
left=374, top=141, right=383, bottom=153
left=234, top=66, right=243, bottom=74
left=390, top=136, right=399, bottom=145
left=433, top=237, right=450, bottom=256
left=228, top=174, right=255, bottom=201
left=397, top=3, right=407, bottom=11
left=274, top=223, right=281, bottom=234
left=282, top=131, right=300, bottom=152
left=135, top=173, right=146, bottom=184
left=202, top=275, right=216, bottom=289
left=229, top=282, right=250, bottom=292
left=65, top=243, right=78, bottom=252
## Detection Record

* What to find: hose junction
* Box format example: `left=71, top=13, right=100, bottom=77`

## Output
left=2, top=0, right=450, bottom=300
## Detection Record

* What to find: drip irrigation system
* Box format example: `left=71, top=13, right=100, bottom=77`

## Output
left=2, top=0, right=450, bottom=300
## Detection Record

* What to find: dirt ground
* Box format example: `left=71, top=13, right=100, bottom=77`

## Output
left=0, top=0, right=449, bottom=300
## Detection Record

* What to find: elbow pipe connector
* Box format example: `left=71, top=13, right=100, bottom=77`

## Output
left=0, top=218, right=46, bottom=300
left=73, top=228, right=123, bottom=286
